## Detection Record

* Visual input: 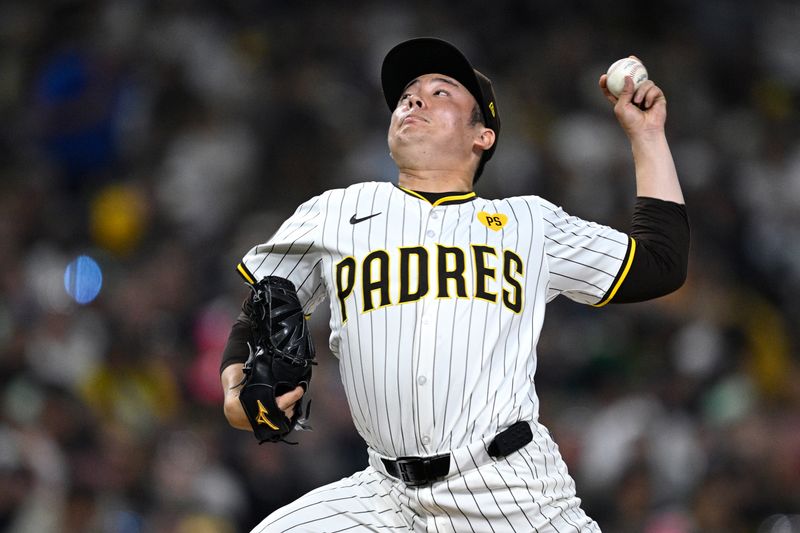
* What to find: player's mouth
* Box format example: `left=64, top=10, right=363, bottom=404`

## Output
left=401, top=114, right=428, bottom=126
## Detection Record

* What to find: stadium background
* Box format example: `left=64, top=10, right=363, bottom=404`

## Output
left=1, top=1, right=799, bottom=531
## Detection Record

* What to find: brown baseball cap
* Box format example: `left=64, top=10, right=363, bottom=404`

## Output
left=381, top=37, right=501, bottom=168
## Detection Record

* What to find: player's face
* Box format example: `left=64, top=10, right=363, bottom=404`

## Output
left=388, top=73, right=484, bottom=172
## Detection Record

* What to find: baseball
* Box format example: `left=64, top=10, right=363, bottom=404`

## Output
left=605, top=57, right=648, bottom=97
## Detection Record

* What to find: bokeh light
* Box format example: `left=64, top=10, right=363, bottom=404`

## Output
left=63, top=255, right=103, bottom=304
left=90, top=183, right=147, bottom=256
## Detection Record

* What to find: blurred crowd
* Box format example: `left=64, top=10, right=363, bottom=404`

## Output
left=1, top=0, right=799, bottom=532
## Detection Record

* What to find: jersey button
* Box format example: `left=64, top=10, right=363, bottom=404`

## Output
left=417, top=375, right=427, bottom=385
left=426, top=230, right=435, bottom=238
left=431, top=212, right=439, bottom=220
left=421, top=435, right=431, bottom=445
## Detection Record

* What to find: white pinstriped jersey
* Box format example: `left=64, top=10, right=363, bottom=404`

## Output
left=239, top=181, right=631, bottom=459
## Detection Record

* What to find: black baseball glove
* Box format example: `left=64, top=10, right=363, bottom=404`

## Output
left=237, top=276, right=315, bottom=444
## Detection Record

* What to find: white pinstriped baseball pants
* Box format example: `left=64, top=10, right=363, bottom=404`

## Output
left=251, top=422, right=601, bottom=533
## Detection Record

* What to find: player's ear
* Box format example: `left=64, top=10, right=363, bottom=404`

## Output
left=474, top=127, right=495, bottom=153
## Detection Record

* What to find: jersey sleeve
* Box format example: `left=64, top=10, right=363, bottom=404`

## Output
left=538, top=198, right=633, bottom=306
left=237, top=193, right=327, bottom=315
left=607, top=197, right=689, bottom=303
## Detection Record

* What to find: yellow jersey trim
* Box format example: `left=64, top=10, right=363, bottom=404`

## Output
left=593, top=237, right=636, bottom=308
left=397, top=186, right=476, bottom=207
left=237, top=262, right=256, bottom=285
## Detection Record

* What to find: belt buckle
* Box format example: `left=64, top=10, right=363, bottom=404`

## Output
left=395, top=456, right=429, bottom=487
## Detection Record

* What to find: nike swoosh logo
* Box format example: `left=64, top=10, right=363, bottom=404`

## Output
left=349, top=212, right=382, bottom=224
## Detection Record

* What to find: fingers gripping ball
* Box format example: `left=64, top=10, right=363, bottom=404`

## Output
left=238, top=276, right=316, bottom=443
left=606, top=57, right=648, bottom=97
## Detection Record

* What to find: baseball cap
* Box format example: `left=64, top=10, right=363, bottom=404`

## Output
left=381, top=37, right=501, bottom=172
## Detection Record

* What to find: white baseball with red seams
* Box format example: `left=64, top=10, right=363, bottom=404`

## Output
left=606, top=57, right=648, bottom=97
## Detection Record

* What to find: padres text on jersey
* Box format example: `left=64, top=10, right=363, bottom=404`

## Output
left=239, top=182, right=630, bottom=458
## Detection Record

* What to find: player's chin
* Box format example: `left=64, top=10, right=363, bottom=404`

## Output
left=388, top=130, right=422, bottom=151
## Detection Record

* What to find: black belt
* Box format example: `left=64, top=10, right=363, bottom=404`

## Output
left=381, top=421, right=533, bottom=486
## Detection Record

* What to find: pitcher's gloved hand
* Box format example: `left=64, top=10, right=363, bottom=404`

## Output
left=236, top=276, right=315, bottom=444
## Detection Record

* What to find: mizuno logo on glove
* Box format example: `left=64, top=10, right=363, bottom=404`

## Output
left=256, top=400, right=279, bottom=430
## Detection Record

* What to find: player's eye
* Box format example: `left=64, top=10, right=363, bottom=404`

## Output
left=434, top=89, right=449, bottom=96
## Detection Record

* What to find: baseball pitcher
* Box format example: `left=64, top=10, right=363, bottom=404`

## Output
left=220, top=38, right=689, bottom=532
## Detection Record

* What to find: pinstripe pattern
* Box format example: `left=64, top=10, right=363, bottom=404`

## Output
left=538, top=199, right=629, bottom=305
left=240, top=182, right=625, bottom=531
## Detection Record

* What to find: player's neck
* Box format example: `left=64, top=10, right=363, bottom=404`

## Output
left=396, top=169, right=473, bottom=193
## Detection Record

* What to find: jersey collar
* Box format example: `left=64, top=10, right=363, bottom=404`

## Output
left=396, top=185, right=477, bottom=207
